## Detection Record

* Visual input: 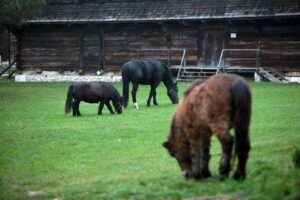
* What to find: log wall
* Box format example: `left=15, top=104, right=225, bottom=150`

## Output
left=20, top=26, right=81, bottom=71
left=228, top=25, right=300, bottom=72
left=19, top=21, right=300, bottom=74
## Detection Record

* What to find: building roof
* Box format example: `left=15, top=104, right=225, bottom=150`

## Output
left=27, top=0, right=300, bottom=24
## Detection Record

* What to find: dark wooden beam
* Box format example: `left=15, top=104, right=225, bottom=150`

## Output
left=180, top=20, right=189, bottom=26
left=79, top=28, right=85, bottom=69
left=7, top=30, right=11, bottom=65
left=98, top=28, right=104, bottom=71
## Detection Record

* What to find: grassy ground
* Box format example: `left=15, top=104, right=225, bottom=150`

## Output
left=0, top=79, right=300, bottom=200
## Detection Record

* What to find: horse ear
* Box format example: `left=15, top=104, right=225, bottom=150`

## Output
left=163, top=141, right=170, bottom=149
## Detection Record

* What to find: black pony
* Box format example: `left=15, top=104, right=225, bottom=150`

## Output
left=65, top=82, right=123, bottom=116
left=122, top=59, right=179, bottom=108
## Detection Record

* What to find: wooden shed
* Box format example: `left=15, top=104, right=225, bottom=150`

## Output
left=14, top=0, right=300, bottom=80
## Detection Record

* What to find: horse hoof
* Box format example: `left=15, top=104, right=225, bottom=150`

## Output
left=133, top=102, right=139, bottom=109
left=233, top=172, right=246, bottom=181
left=203, top=171, right=211, bottom=178
left=219, top=174, right=228, bottom=181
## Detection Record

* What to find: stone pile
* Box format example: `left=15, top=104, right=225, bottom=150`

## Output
left=15, top=71, right=122, bottom=82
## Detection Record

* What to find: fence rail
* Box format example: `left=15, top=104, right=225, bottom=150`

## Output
left=216, top=49, right=260, bottom=74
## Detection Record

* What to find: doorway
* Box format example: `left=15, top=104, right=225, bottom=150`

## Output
left=198, top=29, right=226, bottom=67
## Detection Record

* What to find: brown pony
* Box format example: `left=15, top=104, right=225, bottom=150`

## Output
left=163, top=74, right=251, bottom=181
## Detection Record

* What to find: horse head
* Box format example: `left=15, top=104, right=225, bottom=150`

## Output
left=167, top=81, right=179, bottom=104
left=163, top=139, right=192, bottom=179
left=113, top=96, right=124, bottom=114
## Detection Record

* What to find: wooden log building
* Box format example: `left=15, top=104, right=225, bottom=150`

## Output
left=14, top=0, right=300, bottom=77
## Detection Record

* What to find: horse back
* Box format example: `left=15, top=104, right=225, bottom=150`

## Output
left=73, top=82, right=117, bottom=103
left=180, top=74, right=248, bottom=134
left=122, top=59, right=165, bottom=84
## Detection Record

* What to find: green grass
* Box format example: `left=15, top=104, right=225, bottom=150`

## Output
left=0, top=79, right=300, bottom=200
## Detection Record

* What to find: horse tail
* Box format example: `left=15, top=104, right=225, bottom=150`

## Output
left=231, top=79, right=251, bottom=174
left=65, top=84, right=74, bottom=114
left=122, top=64, right=129, bottom=108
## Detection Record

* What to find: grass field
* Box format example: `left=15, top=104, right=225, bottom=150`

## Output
left=0, top=79, right=300, bottom=200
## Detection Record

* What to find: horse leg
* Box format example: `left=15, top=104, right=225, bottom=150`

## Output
left=153, top=90, right=158, bottom=105
left=147, top=87, right=153, bottom=106
left=147, top=83, right=159, bottom=106
left=98, top=102, right=105, bottom=115
left=131, top=83, right=139, bottom=109
left=216, top=131, right=233, bottom=180
left=72, top=102, right=76, bottom=116
left=122, top=79, right=130, bottom=108
left=233, top=136, right=250, bottom=181
left=73, top=100, right=81, bottom=116
left=190, top=136, right=211, bottom=180
left=202, top=143, right=212, bottom=178
left=105, top=101, right=115, bottom=114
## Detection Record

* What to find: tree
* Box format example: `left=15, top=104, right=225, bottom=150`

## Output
left=0, top=0, right=46, bottom=27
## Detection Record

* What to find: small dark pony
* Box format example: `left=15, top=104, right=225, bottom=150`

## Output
left=122, top=59, right=179, bottom=109
left=65, top=82, right=123, bottom=116
left=163, top=74, right=251, bottom=181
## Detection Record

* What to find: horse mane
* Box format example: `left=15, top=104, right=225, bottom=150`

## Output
left=161, top=62, right=175, bottom=86
left=184, top=79, right=206, bottom=96
left=102, top=82, right=121, bottom=100
left=112, top=87, right=122, bottom=100
left=162, top=62, right=171, bottom=76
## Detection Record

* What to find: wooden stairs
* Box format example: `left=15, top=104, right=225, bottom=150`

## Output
left=173, top=65, right=288, bottom=83
left=257, top=67, right=289, bottom=83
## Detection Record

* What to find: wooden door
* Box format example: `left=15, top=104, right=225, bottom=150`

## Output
left=198, top=29, right=225, bottom=67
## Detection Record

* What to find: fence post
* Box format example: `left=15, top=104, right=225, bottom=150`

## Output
left=8, top=31, right=11, bottom=66
left=222, top=52, right=225, bottom=72
left=79, top=29, right=85, bottom=70
left=256, top=49, right=261, bottom=71
left=167, top=48, right=171, bottom=67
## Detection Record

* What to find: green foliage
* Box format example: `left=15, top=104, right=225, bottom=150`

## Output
left=0, top=0, right=46, bottom=26
left=0, top=80, right=299, bottom=199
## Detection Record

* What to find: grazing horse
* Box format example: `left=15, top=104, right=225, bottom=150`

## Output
left=122, top=59, right=179, bottom=109
left=65, top=82, right=123, bottom=116
left=163, top=74, right=251, bottom=181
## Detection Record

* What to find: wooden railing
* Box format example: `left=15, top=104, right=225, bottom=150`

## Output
left=216, top=49, right=260, bottom=74
left=0, top=40, right=17, bottom=77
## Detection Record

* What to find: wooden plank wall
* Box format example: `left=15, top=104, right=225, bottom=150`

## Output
left=103, top=25, right=198, bottom=71
left=104, top=25, right=167, bottom=71
left=83, top=26, right=101, bottom=72
left=20, top=26, right=81, bottom=72
left=170, top=28, right=198, bottom=66
left=19, top=23, right=300, bottom=74
left=228, top=25, right=300, bottom=73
